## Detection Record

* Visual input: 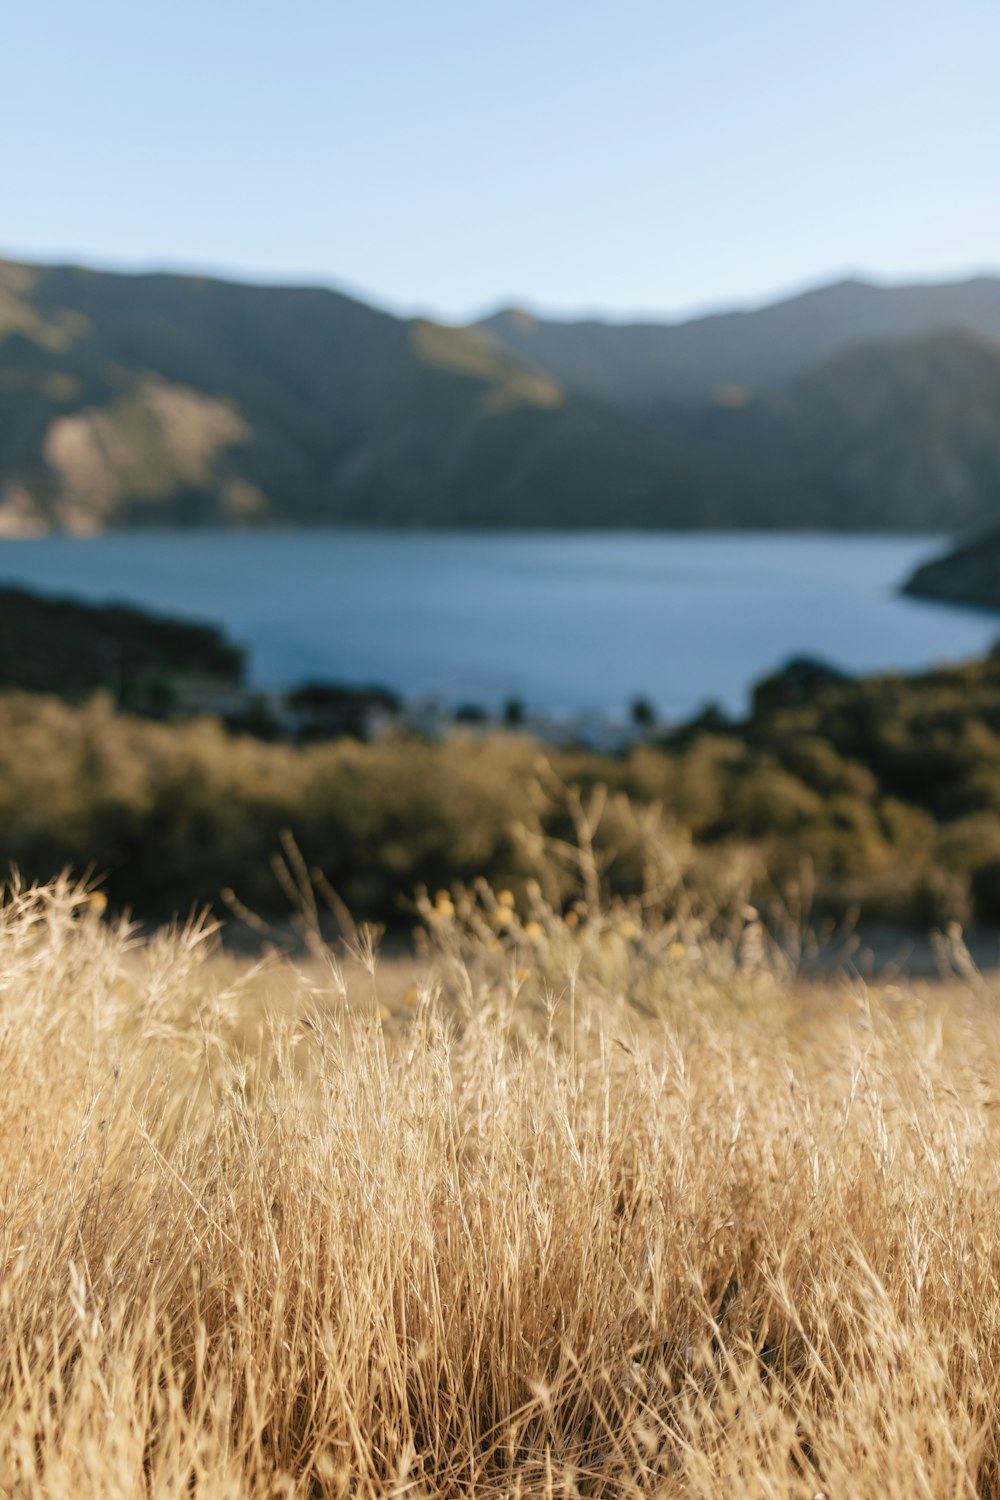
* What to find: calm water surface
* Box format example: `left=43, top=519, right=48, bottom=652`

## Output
left=0, top=531, right=994, bottom=720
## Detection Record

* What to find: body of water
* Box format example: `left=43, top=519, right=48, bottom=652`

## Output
left=0, top=531, right=994, bottom=721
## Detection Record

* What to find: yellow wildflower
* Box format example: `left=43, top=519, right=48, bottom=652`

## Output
left=669, top=941, right=685, bottom=960
left=497, top=889, right=515, bottom=908
left=434, top=890, right=455, bottom=920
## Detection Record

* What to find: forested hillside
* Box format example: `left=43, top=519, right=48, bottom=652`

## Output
left=2, top=258, right=1000, bottom=534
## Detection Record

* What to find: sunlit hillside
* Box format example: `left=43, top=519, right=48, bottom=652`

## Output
left=5, top=258, right=1000, bottom=535
left=2, top=870, right=1000, bottom=1496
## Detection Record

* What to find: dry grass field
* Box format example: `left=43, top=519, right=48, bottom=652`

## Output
left=2, top=869, right=1000, bottom=1497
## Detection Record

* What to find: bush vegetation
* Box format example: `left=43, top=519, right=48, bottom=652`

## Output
left=0, top=586, right=244, bottom=709
left=2, top=873, right=1000, bottom=1494
left=5, top=647, right=1000, bottom=929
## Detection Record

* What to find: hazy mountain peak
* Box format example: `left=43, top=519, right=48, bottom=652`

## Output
left=2, top=256, right=1000, bottom=536
left=476, top=270, right=1000, bottom=408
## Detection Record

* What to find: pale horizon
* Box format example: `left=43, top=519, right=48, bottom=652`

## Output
left=6, top=0, right=998, bottom=322
left=5, top=243, right=1000, bottom=328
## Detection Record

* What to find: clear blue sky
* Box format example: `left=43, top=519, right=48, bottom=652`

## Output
left=4, top=0, right=998, bottom=321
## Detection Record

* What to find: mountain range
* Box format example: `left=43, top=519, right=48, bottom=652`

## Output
left=2, top=257, right=1000, bottom=534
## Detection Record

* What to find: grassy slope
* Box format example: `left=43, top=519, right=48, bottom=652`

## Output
left=2, top=876, right=1000, bottom=1496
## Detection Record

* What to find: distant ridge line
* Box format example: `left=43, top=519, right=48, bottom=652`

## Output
left=1, top=255, right=1000, bottom=537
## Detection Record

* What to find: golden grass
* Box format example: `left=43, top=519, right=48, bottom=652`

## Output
left=1, top=876, right=1000, bottom=1496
